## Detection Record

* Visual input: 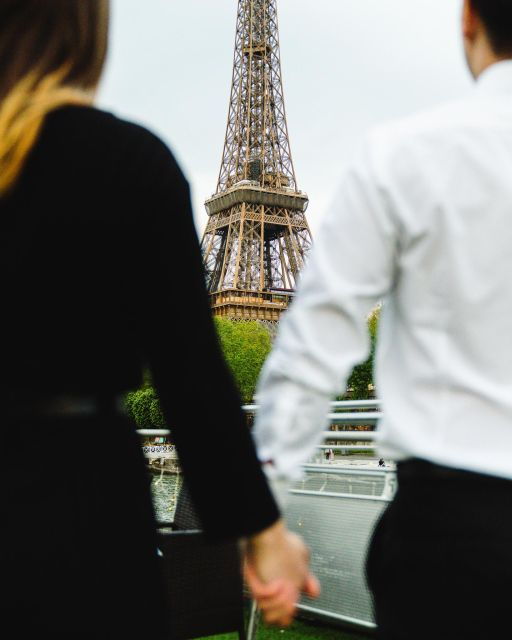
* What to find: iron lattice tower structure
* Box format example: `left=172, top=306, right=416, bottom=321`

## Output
left=201, top=0, right=312, bottom=323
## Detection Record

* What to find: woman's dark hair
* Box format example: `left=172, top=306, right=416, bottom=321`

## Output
left=0, top=0, right=110, bottom=101
left=0, top=1, right=110, bottom=196
left=471, top=0, right=512, bottom=56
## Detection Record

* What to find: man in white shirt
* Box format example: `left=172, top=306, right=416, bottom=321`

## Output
left=245, top=1, right=512, bottom=637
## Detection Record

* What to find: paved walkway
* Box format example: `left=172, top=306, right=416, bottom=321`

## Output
left=314, top=456, right=396, bottom=470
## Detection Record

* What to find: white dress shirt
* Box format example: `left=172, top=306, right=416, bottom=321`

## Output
left=254, top=60, right=512, bottom=492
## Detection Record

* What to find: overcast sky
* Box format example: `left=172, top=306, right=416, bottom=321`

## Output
left=98, top=0, right=473, bottom=236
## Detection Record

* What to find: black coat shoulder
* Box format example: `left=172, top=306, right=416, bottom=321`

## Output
left=30, top=105, right=187, bottom=195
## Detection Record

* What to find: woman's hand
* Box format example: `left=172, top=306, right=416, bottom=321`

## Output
left=244, top=519, right=320, bottom=627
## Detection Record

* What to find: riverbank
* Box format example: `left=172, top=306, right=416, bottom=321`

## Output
left=147, top=464, right=181, bottom=475
left=147, top=456, right=394, bottom=476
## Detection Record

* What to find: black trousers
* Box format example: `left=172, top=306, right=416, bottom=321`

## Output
left=366, top=459, right=512, bottom=640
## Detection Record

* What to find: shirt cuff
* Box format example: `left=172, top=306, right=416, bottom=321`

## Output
left=262, top=462, right=293, bottom=511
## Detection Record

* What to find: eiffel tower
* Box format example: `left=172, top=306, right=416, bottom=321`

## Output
left=201, top=0, right=312, bottom=323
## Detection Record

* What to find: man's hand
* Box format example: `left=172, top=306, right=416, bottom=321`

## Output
left=244, top=519, right=320, bottom=627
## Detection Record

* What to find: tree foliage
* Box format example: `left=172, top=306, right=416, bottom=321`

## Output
left=214, top=318, right=272, bottom=404
left=125, top=318, right=272, bottom=428
left=346, top=306, right=381, bottom=399
left=125, top=372, right=165, bottom=429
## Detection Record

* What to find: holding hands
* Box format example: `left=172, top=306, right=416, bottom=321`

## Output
left=244, top=520, right=320, bottom=627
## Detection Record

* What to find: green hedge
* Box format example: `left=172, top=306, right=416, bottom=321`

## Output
left=125, top=319, right=272, bottom=429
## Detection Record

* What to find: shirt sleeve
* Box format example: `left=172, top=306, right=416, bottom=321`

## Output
left=253, top=136, right=399, bottom=490
left=131, top=135, right=280, bottom=539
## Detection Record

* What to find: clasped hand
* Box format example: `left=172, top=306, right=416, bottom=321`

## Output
left=244, top=520, right=320, bottom=627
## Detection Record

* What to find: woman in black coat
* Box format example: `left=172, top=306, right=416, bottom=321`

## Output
left=0, top=2, right=284, bottom=636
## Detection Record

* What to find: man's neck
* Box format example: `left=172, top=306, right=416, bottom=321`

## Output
left=475, top=57, right=510, bottom=79
left=470, top=43, right=510, bottom=80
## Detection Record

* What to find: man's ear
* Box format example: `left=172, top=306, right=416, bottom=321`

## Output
left=462, top=0, right=478, bottom=42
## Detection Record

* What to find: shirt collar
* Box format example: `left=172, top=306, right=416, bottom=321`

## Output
left=476, top=60, right=512, bottom=95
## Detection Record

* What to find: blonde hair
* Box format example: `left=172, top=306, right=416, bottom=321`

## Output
left=0, top=1, right=109, bottom=196
left=0, top=69, right=92, bottom=196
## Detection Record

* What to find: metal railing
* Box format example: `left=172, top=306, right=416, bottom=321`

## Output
left=248, top=399, right=385, bottom=629
left=139, top=399, right=381, bottom=445
left=243, top=398, right=381, bottom=453
left=141, top=399, right=387, bottom=630
left=286, top=464, right=392, bottom=629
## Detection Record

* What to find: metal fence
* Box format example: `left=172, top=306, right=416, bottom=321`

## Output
left=254, top=399, right=388, bottom=629
left=141, top=399, right=389, bottom=631
left=287, top=465, right=394, bottom=629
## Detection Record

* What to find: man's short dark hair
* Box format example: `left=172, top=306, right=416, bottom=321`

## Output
left=471, top=0, right=512, bottom=56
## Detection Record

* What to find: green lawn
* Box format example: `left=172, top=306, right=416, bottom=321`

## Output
left=200, top=618, right=369, bottom=640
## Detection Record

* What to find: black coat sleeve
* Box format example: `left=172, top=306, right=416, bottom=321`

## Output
left=132, top=135, right=280, bottom=540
